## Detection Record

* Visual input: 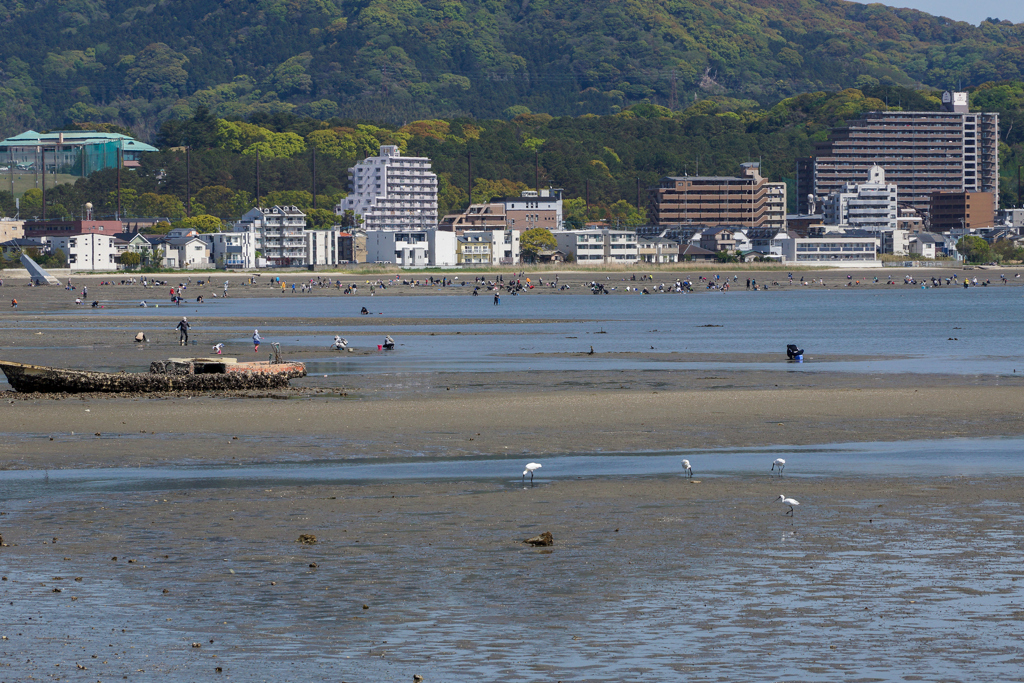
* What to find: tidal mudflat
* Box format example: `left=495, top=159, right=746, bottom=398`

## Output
left=2, top=271, right=1024, bottom=681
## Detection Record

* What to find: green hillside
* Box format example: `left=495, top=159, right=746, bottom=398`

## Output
left=1, top=0, right=1023, bottom=136
left=3, top=82, right=1021, bottom=230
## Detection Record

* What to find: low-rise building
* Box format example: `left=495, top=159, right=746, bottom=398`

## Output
left=638, top=236, right=679, bottom=263
left=438, top=203, right=508, bottom=231
left=0, top=219, right=25, bottom=243
left=554, top=229, right=639, bottom=265
left=202, top=231, right=258, bottom=269
left=778, top=233, right=880, bottom=267
left=497, top=189, right=563, bottom=231
left=365, top=228, right=457, bottom=267
left=339, top=230, right=366, bottom=264
left=45, top=232, right=121, bottom=271
left=148, top=230, right=211, bottom=269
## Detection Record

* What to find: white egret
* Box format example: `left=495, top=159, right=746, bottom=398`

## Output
left=777, top=495, right=800, bottom=515
left=523, top=462, right=542, bottom=484
left=681, top=459, right=692, bottom=478
left=772, top=458, right=786, bottom=475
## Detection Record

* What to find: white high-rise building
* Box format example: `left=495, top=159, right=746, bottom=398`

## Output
left=336, top=145, right=438, bottom=230
left=823, top=165, right=897, bottom=232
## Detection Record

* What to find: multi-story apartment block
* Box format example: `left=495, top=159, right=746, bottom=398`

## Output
left=822, top=165, right=898, bottom=231
left=336, top=145, right=438, bottom=230
left=233, top=205, right=307, bottom=267
left=929, top=191, right=996, bottom=231
left=797, top=91, right=999, bottom=216
left=649, top=163, right=786, bottom=229
left=554, top=228, right=639, bottom=264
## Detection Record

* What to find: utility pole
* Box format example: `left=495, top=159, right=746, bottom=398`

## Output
left=636, top=177, right=641, bottom=212
left=256, top=150, right=261, bottom=207
left=116, top=143, right=122, bottom=220
left=467, top=151, right=473, bottom=207
left=585, top=179, right=590, bottom=209
left=40, top=146, right=46, bottom=220
left=535, top=151, right=539, bottom=193
left=311, top=146, right=317, bottom=210
left=185, top=146, right=191, bottom=218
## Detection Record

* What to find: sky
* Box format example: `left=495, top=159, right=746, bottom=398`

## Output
left=848, top=0, right=1022, bottom=25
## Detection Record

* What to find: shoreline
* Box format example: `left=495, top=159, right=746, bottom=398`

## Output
left=3, top=382, right=1024, bottom=470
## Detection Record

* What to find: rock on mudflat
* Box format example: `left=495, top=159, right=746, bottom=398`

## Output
left=524, top=531, right=553, bottom=547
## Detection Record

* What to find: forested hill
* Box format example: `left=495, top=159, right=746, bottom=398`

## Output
left=1, top=0, right=1024, bottom=137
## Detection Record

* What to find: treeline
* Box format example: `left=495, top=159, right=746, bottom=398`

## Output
left=3, top=0, right=1024, bottom=136
left=10, top=82, right=1024, bottom=230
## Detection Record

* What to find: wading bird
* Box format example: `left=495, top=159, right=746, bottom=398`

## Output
left=523, top=462, right=542, bottom=484
left=681, top=459, right=692, bottom=478
left=777, top=495, right=800, bottom=516
left=772, top=458, right=786, bottom=475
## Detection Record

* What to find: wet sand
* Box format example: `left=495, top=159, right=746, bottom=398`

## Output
left=3, top=277, right=1024, bottom=680
left=2, top=477, right=1023, bottom=680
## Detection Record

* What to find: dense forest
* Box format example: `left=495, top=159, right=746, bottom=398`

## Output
left=4, top=81, right=1022, bottom=230
left=1, top=0, right=1024, bottom=137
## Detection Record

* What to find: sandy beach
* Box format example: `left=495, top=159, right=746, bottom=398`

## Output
left=2, top=271, right=1024, bottom=680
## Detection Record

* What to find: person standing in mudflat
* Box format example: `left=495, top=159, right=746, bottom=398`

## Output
left=253, top=329, right=263, bottom=353
left=176, top=317, right=191, bottom=346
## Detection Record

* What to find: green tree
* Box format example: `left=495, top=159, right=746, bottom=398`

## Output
left=173, top=214, right=224, bottom=233
left=120, top=251, right=141, bottom=269
left=21, top=189, right=42, bottom=217
left=135, top=193, right=186, bottom=220
left=305, top=208, right=338, bottom=229
left=957, top=235, right=994, bottom=264
left=520, top=228, right=557, bottom=259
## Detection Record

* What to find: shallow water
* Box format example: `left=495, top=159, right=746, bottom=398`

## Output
left=2, top=438, right=1024, bottom=681
left=31, top=286, right=1024, bottom=376
left=1, top=438, right=1023, bottom=503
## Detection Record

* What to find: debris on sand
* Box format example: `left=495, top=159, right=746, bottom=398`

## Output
left=297, top=534, right=317, bottom=545
left=524, top=531, right=553, bottom=547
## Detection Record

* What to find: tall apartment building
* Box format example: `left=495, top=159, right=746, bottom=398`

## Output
left=649, top=162, right=786, bottom=229
left=797, top=91, right=998, bottom=216
left=822, top=165, right=898, bottom=231
left=336, top=145, right=438, bottom=230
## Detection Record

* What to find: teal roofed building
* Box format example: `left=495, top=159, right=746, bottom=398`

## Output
left=0, top=130, right=158, bottom=177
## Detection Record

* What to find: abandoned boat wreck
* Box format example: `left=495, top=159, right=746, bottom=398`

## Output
left=0, top=356, right=307, bottom=393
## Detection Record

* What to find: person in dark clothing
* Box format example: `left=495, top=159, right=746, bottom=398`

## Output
left=176, top=317, right=191, bottom=346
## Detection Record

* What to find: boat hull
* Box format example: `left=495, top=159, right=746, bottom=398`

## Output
left=0, top=360, right=306, bottom=394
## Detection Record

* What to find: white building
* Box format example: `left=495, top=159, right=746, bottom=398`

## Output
left=460, top=229, right=520, bottom=266
left=336, top=145, right=438, bottom=230
left=778, top=233, right=881, bottom=267
left=823, top=165, right=898, bottom=231
left=233, top=205, right=308, bottom=267
left=202, top=231, right=258, bottom=269
left=365, top=228, right=457, bottom=267
left=45, top=233, right=120, bottom=271
left=554, top=229, right=639, bottom=265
